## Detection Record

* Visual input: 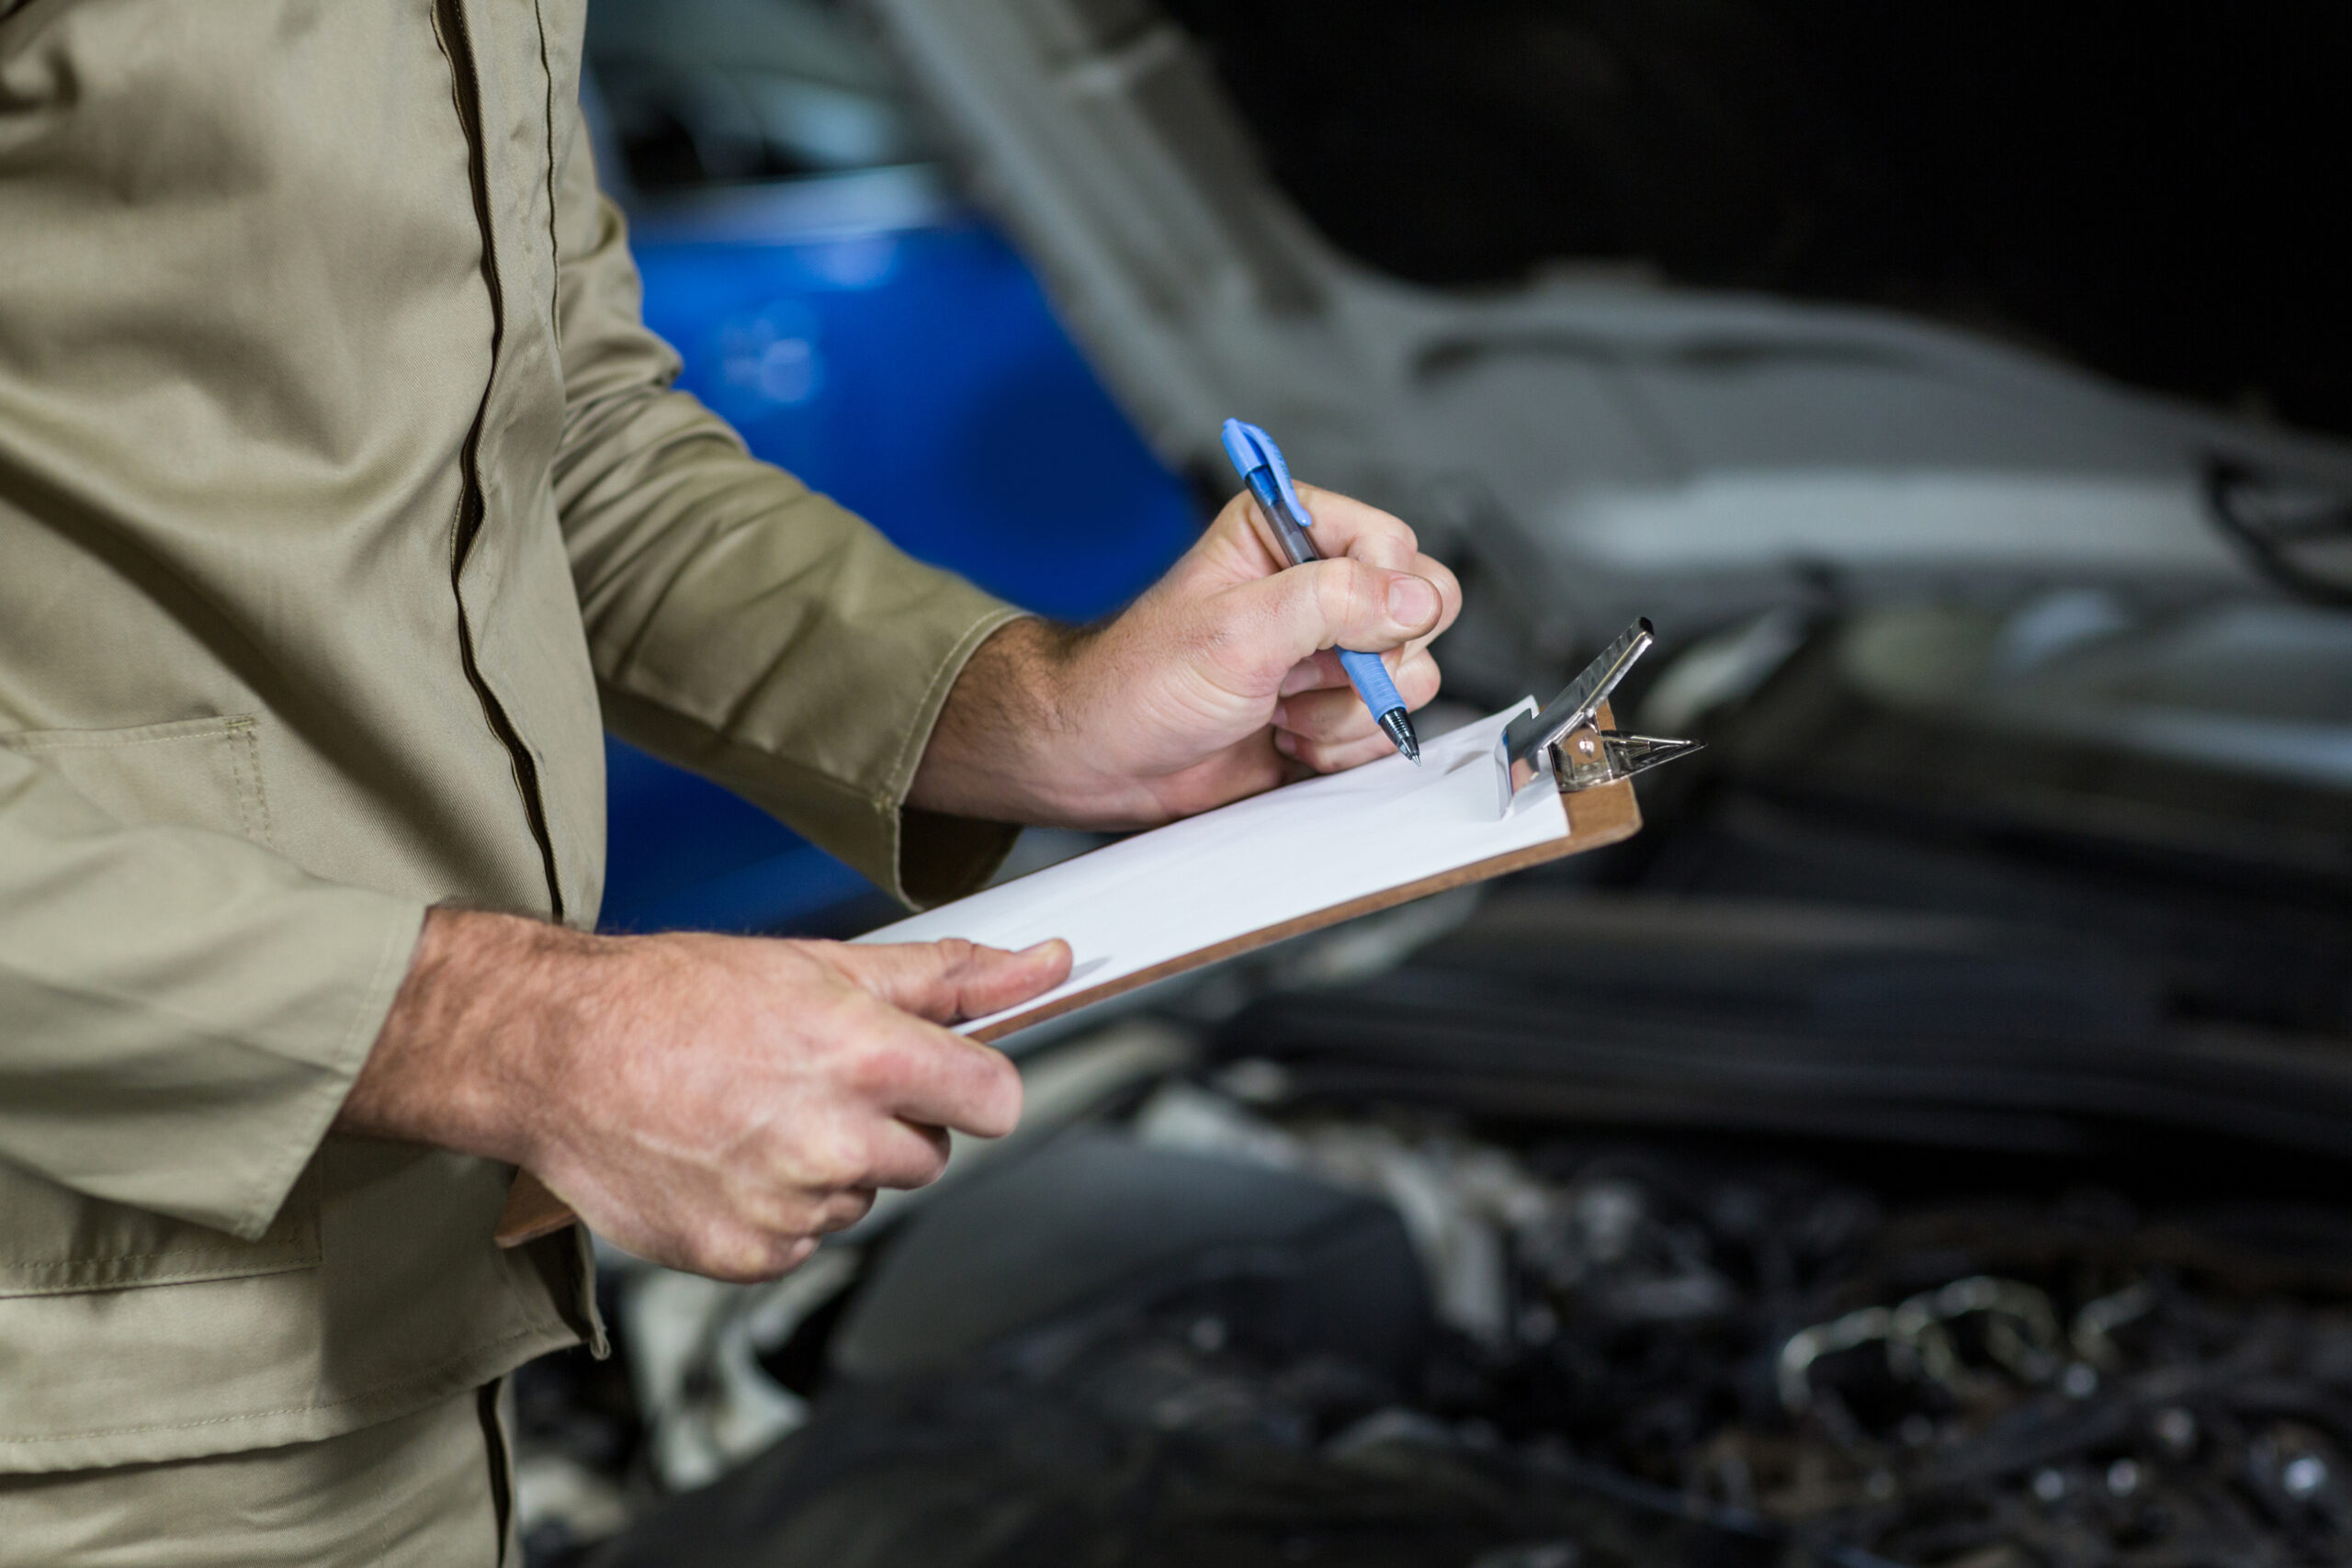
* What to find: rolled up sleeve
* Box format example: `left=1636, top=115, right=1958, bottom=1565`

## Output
left=548, top=128, right=1023, bottom=909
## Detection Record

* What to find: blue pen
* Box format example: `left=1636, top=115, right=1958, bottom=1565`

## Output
left=1222, top=418, right=1421, bottom=765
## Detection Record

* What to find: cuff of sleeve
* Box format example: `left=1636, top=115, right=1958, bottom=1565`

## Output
left=591, top=502, right=1035, bottom=910
left=895, top=807, right=1023, bottom=910
left=869, top=605, right=1029, bottom=908
left=224, top=894, right=428, bottom=1240
left=0, top=873, right=430, bottom=1242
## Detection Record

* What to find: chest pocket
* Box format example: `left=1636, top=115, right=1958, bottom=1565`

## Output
left=0, top=716, right=321, bottom=1297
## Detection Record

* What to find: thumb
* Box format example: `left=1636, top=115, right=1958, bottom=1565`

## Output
left=826, top=937, right=1073, bottom=1024
left=1222, top=558, right=1442, bottom=682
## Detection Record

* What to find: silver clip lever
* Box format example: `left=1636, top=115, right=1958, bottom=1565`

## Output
left=1494, top=617, right=1702, bottom=815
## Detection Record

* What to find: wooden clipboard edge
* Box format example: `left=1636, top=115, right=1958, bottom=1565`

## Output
left=496, top=738, right=1641, bottom=1248
left=967, top=772, right=1636, bottom=1043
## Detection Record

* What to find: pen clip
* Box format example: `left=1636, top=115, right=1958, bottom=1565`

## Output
left=1221, top=417, right=1314, bottom=532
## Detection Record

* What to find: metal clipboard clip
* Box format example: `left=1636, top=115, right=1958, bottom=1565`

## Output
left=1495, top=618, right=1702, bottom=816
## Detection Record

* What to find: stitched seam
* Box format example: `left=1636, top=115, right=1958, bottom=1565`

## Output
left=0, top=1325, right=550, bottom=1446
left=227, top=723, right=276, bottom=846
left=0, top=1246, right=309, bottom=1271
left=533, top=0, right=561, bottom=333
left=225, top=724, right=259, bottom=840
left=0, top=717, right=255, bottom=755
left=224, top=901, right=425, bottom=1240
left=0, top=1259, right=316, bottom=1296
left=430, top=0, right=564, bottom=923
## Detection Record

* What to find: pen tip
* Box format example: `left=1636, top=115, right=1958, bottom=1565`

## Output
left=1378, top=708, right=1421, bottom=765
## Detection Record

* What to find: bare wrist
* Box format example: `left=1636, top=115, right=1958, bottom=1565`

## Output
left=338, top=906, right=604, bottom=1166
left=908, top=615, right=1102, bottom=824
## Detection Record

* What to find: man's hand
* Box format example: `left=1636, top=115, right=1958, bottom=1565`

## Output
left=337, top=908, right=1070, bottom=1280
left=343, top=484, right=1441, bottom=1280
left=911, top=484, right=1462, bottom=828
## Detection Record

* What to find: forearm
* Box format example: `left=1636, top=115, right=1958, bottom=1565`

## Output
left=903, top=616, right=1131, bottom=827
left=336, top=907, right=592, bottom=1168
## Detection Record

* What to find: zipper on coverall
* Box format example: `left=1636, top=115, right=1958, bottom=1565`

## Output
left=434, top=0, right=568, bottom=924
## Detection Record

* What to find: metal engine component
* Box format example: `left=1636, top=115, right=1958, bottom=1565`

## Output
left=580, top=1073, right=2352, bottom=1568
left=1138, top=1086, right=2352, bottom=1568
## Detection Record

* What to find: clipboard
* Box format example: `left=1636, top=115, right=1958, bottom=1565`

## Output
left=494, top=621, right=1697, bottom=1247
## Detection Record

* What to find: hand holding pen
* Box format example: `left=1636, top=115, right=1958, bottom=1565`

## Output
left=1223, top=418, right=1424, bottom=763
left=909, top=428, right=1454, bottom=828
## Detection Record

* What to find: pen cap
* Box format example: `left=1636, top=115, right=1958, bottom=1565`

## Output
left=1220, top=418, right=1314, bottom=531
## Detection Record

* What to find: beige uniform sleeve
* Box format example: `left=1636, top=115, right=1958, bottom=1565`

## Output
left=0, top=748, right=424, bottom=1238
left=548, top=130, right=1024, bottom=909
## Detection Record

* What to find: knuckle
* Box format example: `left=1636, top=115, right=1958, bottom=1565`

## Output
left=1298, top=692, right=1368, bottom=741
left=1429, top=559, right=1464, bottom=615
left=753, top=1236, right=818, bottom=1278
left=907, top=1141, right=952, bottom=1190
left=693, top=1222, right=787, bottom=1283
left=755, top=1233, right=815, bottom=1278
left=804, top=983, right=868, bottom=1042
left=1407, top=653, right=1443, bottom=703
left=1368, top=514, right=1418, bottom=559
left=845, top=1035, right=914, bottom=1097
left=1295, top=734, right=1374, bottom=774
left=792, top=1123, right=869, bottom=1190
left=1314, top=559, right=1374, bottom=630
left=972, top=1054, right=1024, bottom=1137
left=813, top=1190, right=876, bottom=1234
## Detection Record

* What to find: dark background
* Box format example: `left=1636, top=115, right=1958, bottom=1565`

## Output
left=1168, top=0, right=2352, bottom=439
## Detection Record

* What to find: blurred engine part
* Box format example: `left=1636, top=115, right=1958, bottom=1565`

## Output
left=561, top=581, right=2348, bottom=1564
left=828, top=1131, right=1430, bottom=1384
left=1145, top=1089, right=2352, bottom=1568
left=587, top=1116, right=1821, bottom=1568
left=587, top=1083, right=2352, bottom=1568
left=2206, top=462, right=2352, bottom=608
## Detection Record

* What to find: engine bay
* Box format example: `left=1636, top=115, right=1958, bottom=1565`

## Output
left=542, top=608, right=2352, bottom=1568
left=562, top=1058, right=2352, bottom=1568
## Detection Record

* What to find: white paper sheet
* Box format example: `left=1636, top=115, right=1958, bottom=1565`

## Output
left=857, top=705, right=1566, bottom=1033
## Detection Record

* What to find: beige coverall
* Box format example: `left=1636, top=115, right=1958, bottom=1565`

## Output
left=0, top=0, right=1020, bottom=1554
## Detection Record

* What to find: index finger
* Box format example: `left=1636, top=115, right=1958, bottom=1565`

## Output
left=1285, top=487, right=1464, bottom=645
left=1289, top=484, right=1422, bottom=572
left=823, top=937, right=1073, bottom=1023
left=841, top=994, right=1026, bottom=1138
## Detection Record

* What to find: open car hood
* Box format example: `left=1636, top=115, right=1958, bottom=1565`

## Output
left=869, top=0, right=2352, bottom=674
